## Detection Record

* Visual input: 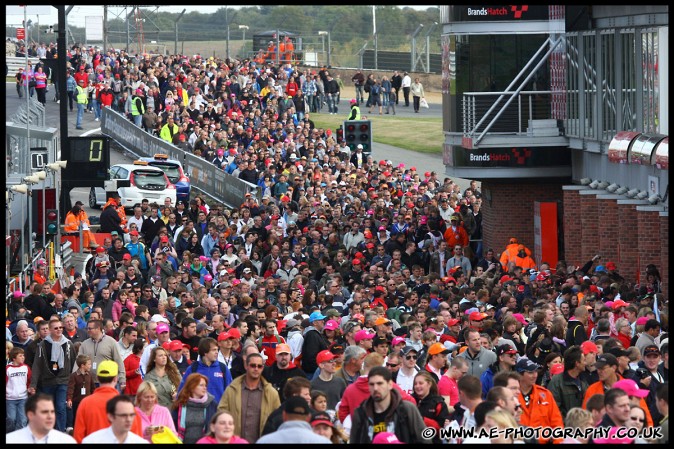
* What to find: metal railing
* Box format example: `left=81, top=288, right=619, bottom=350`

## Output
left=5, top=249, right=45, bottom=307
left=462, top=36, right=564, bottom=145
left=462, top=91, right=557, bottom=138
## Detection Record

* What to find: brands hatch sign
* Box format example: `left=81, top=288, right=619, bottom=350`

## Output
left=455, top=5, right=550, bottom=21
left=455, top=147, right=570, bottom=167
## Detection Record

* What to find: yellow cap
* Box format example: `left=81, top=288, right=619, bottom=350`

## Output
left=97, top=360, right=119, bottom=377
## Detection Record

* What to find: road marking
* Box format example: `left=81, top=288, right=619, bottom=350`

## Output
left=81, top=128, right=102, bottom=136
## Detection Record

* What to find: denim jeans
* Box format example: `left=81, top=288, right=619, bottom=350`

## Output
left=76, top=102, right=85, bottom=127
left=91, top=98, right=101, bottom=119
left=355, top=85, right=364, bottom=104
left=7, top=398, right=27, bottom=429
left=41, top=383, right=68, bottom=431
left=133, top=114, right=143, bottom=127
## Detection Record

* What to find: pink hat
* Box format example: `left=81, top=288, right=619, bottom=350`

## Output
left=324, top=320, right=339, bottom=331
left=512, top=313, right=527, bottom=326
left=13, top=290, right=25, bottom=299
left=391, top=336, right=406, bottom=347
left=613, top=379, right=650, bottom=398
left=372, top=432, right=402, bottom=444
left=156, top=323, right=170, bottom=334
left=203, top=274, right=213, bottom=282
left=636, top=316, right=649, bottom=326
left=354, top=329, right=375, bottom=343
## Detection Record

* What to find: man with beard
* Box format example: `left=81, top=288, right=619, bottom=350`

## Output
left=350, top=366, right=427, bottom=443
left=262, top=344, right=307, bottom=401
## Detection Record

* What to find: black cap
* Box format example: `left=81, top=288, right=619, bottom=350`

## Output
left=283, top=396, right=311, bottom=415
left=642, top=344, right=661, bottom=357
left=400, top=346, right=419, bottom=356
left=595, top=353, right=619, bottom=368
left=608, top=347, right=630, bottom=358
left=373, top=336, right=390, bottom=347
left=496, top=344, right=518, bottom=357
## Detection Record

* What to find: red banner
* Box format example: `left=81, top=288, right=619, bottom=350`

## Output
left=16, top=27, right=25, bottom=40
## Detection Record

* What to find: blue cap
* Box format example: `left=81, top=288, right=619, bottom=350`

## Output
left=515, top=358, right=540, bottom=373
left=595, top=265, right=607, bottom=273
left=309, top=311, right=327, bottom=323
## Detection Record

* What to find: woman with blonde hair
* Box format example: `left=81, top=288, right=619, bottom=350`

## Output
left=135, top=380, right=178, bottom=442
left=484, top=409, right=521, bottom=443
left=562, top=407, right=593, bottom=443
left=144, top=346, right=182, bottom=408
left=172, top=373, right=217, bottom=444
left=196, top=409, right=249, bottom=444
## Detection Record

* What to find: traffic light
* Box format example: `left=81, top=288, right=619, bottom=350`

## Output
left=336, top=125, right=344, bottom=143
left=46, top=209, right=59, bottom=235
left=343, top=120, right=372, bottom=153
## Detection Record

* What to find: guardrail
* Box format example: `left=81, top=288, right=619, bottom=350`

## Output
left=5, top=248, right=45, bottom=310
left=6, top=56, right=41, bottom=74
left=100, top=107, right=260, bottom=208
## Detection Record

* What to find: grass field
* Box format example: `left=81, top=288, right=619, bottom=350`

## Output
left=311, top=113, right=443, bottom=154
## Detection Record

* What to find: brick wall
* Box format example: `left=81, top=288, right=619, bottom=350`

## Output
left=481, top=181, right=563, bottom=263
left=637, top=210, right=662, bottom=285
left=562, top=188, right=582, bottom=266
left=579, top=192, right=600, bottom=264
left=660, top=214, right=669, bottom=296
left=617, top=203, right=640, bottom=284
left=597, top=197, right=620, bottom=266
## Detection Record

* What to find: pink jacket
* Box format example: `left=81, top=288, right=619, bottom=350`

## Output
left=338, top=375, right=416, bottom=423
left=112, top=299, right=137, bottom=322
left=196, top=435, right=249, bottom=444
left=136, top=404, right=177, bottom=443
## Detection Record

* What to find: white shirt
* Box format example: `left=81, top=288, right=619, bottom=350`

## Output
left=6, top=426, right=78, bottom=444
left=395, top=367, right=418, bottom=395
left=82, top=426, right=149, bottom=444
left=401, top=75, right=412, bottom=88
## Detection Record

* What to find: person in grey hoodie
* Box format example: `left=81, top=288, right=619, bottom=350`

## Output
left=30, top=318, right=77, bottom=432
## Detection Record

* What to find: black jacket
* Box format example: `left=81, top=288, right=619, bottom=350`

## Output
left=301, top=327, right=329, bottom=375
left=351, top=388, right=429, bottom=444
left=100, top=204, right=124, bottom=234
left=31, top=338, right=77, bottom=388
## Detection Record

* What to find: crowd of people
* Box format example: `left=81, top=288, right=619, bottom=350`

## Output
left=5, top=45, right=670, bottom=444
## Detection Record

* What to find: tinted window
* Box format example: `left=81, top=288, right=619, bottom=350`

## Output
left=149, top=162, right=181, bottom=183
left=132, top=170, right=167, bottom=190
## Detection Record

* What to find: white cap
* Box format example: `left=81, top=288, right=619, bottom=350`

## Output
left=357, top=144, right=363, bottom=149
left=151, top=314, right=170, bottom=324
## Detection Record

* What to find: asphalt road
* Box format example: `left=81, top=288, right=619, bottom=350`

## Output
left=6, top=82, right=471, bottom=220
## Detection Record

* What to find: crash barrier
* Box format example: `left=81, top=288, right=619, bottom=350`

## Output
left=100, top=107, right=260, bottom=208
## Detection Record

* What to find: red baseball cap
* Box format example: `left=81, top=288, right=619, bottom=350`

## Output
left=580, top=340, right=598, bottom=355
left=316, top=350, right=336, bottom=364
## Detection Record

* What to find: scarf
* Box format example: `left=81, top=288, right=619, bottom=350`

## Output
left=44, top=334, right=66, bottom=369
left=189, top=393, right=209, bottom=404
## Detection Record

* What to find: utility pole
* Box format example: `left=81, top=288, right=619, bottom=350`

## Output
left=174, top=9, right=186, bottom=56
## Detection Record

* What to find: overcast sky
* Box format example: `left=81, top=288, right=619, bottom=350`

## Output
left=7, top=5, right=436, bottom=28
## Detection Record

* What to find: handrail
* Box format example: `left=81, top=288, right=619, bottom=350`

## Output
left=471, top=37, right=554, bottom=138
left=475, top=37, right=564, bottom=145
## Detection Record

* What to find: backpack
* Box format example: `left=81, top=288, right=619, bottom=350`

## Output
left=371, top=84, right=380, bottom=95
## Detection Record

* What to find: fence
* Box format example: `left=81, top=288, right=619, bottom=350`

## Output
left=6, top=56, right=41, bottom=75
left=100, top=107, right=260, bottom=208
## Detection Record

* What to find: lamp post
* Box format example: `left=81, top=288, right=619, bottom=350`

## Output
left=23, top=174, right=41, bottom=263
left=239, top=25, right=248, bottom=57
left=33, top=170, right=47, bottom=249
left=8, top=184, right=29, bottom=290
left=318, top=31, right=330, bottom=67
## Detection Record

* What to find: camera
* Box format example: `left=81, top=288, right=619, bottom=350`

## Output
left=635, top=367, right=650, bottom=380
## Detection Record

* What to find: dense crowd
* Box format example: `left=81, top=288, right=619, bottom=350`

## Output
left=6, top=45, right=669, bottom=445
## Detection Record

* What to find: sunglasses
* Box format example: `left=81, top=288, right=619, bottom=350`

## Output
left=405, top=354, right=418, bottom=360
left=630, top=416, right=645, bottom=423
left=386, top=363, right=399, bottom=368
left=248, top=363, right=264, bottom=369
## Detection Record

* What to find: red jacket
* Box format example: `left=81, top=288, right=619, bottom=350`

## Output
left=338, top=374, right=416, bottom=423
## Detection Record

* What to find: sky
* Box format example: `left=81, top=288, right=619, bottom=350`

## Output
left=6, top=5, right=436, bottom=28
